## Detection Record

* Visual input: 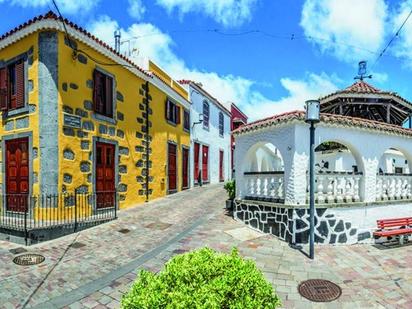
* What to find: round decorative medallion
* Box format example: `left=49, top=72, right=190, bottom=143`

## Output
left=13, top=253, right=45, bottom=266
left=298, top=279, right=342, bottom=302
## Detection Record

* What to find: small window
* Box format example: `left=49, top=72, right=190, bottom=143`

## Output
left=203, top=101, right=209, bottom=129
left=165, top=99, right=181, bottom=125
left=183, top=109, right=190, bottom=132
left=0, top=59, right=25, bottom=111
left=395, top=167, right=403, bottom=174
left=219, top=112, right=224, bottom=136
left=93, top=69, right=114, bottom=118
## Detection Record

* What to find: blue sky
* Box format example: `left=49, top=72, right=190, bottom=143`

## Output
left=1, top=0, right=412, bottom=120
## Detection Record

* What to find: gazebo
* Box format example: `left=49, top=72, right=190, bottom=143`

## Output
left=233, top=81, right=412, bottom=245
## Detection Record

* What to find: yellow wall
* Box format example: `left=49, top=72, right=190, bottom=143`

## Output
left=57, top=32, right=190, bottom=209
left=0, top=32, right=40, bottom=197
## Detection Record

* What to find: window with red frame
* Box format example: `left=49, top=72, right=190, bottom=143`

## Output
left=0, top=59, right=25, bottom=111
left=93, top=69, right=114, bottom=118
left=183, top=109, right=190, bottom=131
left=165, top=99, right=181, bottom=125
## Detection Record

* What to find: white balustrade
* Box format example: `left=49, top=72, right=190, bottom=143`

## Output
left=376, top=174, right=412, bottom=201
left=243, top=172, right=284, bottom=202
left=312, top=172, right=362, bottom=203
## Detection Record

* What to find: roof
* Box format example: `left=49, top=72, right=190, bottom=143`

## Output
left=233, top=117, right=246, bottom=123
left=231, top=102, right=248, bottom=121
left=319, top=80, right=412, bottom=126
left=320, top=80, right=412, bottom=105
left=178, top=79, right=231, bottom=115
left=0, top=11, right=190, bottom=104
left=233, top=110, right=412, bottom=138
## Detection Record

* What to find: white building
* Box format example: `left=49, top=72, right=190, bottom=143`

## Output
left=233, top=81, right=412, bottom=244
left=180, top=81, right=231, bottom=186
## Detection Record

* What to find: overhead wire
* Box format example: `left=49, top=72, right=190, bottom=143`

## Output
left=51, top=0, right=138, bottom=69
left=372, top=8, right=412, bottom=68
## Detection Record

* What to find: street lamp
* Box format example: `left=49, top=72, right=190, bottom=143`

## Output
left=305, top=100, right=320, bottom=260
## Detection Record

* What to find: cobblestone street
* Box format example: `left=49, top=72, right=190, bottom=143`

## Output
left=1, top=184, right=411, bottom=308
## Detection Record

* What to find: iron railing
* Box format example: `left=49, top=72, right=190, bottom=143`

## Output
left=0, top=191, right=117, bottom=242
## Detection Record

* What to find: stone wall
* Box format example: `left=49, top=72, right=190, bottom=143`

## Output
left=234, top=201, right=294, bottom=243
left=234, top=200, right=412, bottom=245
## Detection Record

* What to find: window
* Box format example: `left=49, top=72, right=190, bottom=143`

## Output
left=203, top=101, right=209, bottom=129
left=165, top=99, right=181, bottom=125
left=219, top=112, right=224, bottom=136
left=93, top=69, right=114, bottom=118
left=0, top=59, right=25, bottom=111
left=183, top=109, right=190, bottom=132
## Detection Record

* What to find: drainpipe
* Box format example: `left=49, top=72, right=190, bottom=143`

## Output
left=145, top=81, right=150, bottom=202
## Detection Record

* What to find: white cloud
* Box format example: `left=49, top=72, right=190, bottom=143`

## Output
left=89, top=16, right=340, bottom=121
left=300, top=0, right=388, bottom=63
left=390, top=0, right=412, bottom=68
left=128, top=0, right=146, bottom=20
left=0, top=0, right=98, bottom=14
left=242, top=73, right=339, bottom=120
left=155, top=0, right=258, bottom=27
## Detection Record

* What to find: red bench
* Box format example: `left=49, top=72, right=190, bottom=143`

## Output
left=374, top=217, right=412, bottom=244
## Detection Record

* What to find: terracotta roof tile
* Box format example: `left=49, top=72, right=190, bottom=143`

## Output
left=233, top=110, right=412, bottom=137
left=343, top=81, right=384, bottom=94
left=0, top=11, right=150, bottom=77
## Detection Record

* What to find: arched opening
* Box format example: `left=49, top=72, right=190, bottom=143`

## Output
left=314, top=141, right=363, bottom=203
left=378, top=148, right=410, bottom=174
left=376, top=148, right=412, bottom=200
left=242, top=142, right=285, bottom=203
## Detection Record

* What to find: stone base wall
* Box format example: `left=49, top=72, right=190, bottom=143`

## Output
left=234, top=201, right=294, bottom=243
left=234, top=200, right=412, bottom=245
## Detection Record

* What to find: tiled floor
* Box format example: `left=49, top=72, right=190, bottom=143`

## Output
left=1, top=184, right=411, bottom=308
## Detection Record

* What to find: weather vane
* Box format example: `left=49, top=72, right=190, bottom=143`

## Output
left=354, top=60, right=372, bottom=81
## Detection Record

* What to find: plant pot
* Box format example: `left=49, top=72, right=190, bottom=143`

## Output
left=226, top=199, right=234, bottom=210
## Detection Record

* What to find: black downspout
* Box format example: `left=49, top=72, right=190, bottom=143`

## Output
left=144, top=81, right=150, bottom=202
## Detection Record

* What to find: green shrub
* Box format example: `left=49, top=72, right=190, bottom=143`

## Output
left=122, top=247, right=281, bottom=309
left=224, top=180, right=236, bottom=200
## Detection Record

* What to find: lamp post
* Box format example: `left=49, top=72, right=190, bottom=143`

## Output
left=305, top=100, right=320, bottom=260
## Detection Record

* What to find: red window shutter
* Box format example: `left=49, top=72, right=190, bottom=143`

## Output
left=105, top=76, right=113, bottom=117
left=176, top=105, right=181, bottom=124
left=15, top=61, right=25, bottom=108
left=0, top=67, right=8, bottom=111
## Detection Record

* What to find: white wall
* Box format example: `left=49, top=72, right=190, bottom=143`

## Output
left=316, top=150, right=357, bottom=172
left=378, top=150, right=409, bottom=173
left=187, top=85, right=231, bottom=186
left=235, top=120, right=412, bottom=204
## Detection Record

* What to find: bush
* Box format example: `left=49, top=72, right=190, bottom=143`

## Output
left=122, top=247, right=281, bottom=309
left=224, top=180, right=236, bottom=200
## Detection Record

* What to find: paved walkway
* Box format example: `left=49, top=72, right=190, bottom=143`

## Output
left=1, top=184, right=411, bottom=308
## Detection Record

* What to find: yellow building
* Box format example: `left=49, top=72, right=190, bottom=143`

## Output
left=0, top=11, right=191, bottom=218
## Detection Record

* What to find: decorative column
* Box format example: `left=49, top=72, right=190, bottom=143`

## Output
left=361, top=158, right=379, bottom=202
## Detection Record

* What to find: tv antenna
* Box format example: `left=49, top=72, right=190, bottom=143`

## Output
left=354, top=60, right=372, bottom=81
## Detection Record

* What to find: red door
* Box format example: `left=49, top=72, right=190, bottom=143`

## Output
left=219, top=150, right=224, bottom=182
left=95, top=142, right=115, bottom=209
left=194, top=142, right=200, bottom=184
left=182, top=148, right=189, bottom=190
left=6, top=138, right=29, bottom=212
left=202, top=145, right=209, bottom=182
left=168, top=143, right=177, bottom=192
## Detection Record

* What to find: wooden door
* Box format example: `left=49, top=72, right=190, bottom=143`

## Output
left=194, top=142, right=200, bottom=184
left=182, top=148, right=189, bottom=189
left=202, top=145, right=209, bottom=182
left=219, top=150, right=224, bottom=182
left=6, top=138, right=29, bottom=212
left=95, top=142, right=115, bottom=209
left=168, top=143, right=177, bottom=192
